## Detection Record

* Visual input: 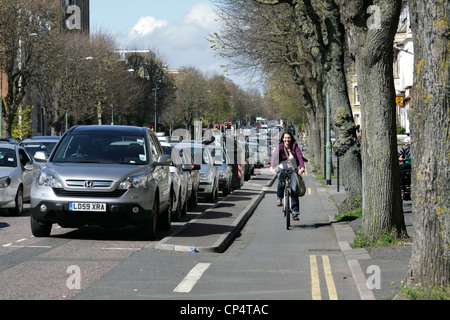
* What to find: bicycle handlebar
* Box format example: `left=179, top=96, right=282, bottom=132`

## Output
left=276, top=168, right=295, bottom=173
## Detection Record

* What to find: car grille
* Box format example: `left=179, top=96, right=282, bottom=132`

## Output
left=53, top=189, right=126, bottom=198
left=66, top=180, right=112, bottom=188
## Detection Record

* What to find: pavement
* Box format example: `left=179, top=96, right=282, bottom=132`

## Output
left=155, top=162, right=414, bottom=300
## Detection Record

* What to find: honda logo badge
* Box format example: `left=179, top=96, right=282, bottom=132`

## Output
left=84, top=181, right=94, bottom=188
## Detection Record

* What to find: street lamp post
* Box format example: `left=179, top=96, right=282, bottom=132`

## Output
left=326, top=93, right=332, bottom=186
left=153, top=87, right=158, bottom=131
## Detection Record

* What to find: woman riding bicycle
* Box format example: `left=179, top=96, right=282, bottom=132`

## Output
left=270, top=131, right=305, bottom=221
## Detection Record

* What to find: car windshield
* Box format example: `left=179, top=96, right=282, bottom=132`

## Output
left=21, top=142, right=58, bottom=157
left=177, top=147, right=194, bottom=165
left=0, top=148, right=17, bottom=167
left=209, top=146, right=227, bottom=163
left=52, top=134, right=148, bottom=165
left=190, top=145, right=210, bottom=165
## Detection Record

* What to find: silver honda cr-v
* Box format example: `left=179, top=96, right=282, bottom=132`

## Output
left=30, top=125, right=172, bottom=238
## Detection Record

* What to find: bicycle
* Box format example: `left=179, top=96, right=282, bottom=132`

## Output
left=280, top=169, right=294, bottom=230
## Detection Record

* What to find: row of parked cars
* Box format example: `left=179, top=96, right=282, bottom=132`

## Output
left=0, top=125, right=266, bottom=239
left=0, top=136, right=59, bottom=216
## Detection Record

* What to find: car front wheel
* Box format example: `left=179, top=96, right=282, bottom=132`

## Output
left=9, top=186, right=23, bottom=216
left=142, top=199, right=158, bottom=239
left=158, top=192, right=171, bottom=231
left=30, top=216, right=52, bottom=237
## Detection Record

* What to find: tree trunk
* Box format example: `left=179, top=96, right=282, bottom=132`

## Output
left=405, top=0, right=449, bottom=289
left=339, top=0, right=407, bottom=240
left=294, top=75, right=324, bottom=171
left=323, top=0, right=362, bottom=211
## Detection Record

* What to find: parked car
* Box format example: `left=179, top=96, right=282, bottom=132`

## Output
left=0, top=144, right=40, bottom=215
left=161, top=142, right=192, bottom=221
left=207, top=144, right=232, bottom=196
left=0, top=138, right=19, bottom=144
left=173, top=141, right=220, bottom=203
left=222, top=137, right=246, bottom=189
left=19, top=136, right=61, bottom=167
left=245, top=140, right=266, bottom=168
left=173, top=144, right=200, bottom=210
left=29, top=125, right=172, bottom=238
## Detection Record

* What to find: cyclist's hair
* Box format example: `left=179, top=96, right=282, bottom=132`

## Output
left=279, top=131, right=297, bottom=144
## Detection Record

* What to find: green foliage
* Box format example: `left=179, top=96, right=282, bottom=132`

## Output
left=334, top=207, right=362, bottom=222
left=400, top=285, right=450, bottom=300
left=353, top=231, right=404, bottom=248
left=396, top=126, right=406, bottom=134
left=11, top=105, right=33, bottom=141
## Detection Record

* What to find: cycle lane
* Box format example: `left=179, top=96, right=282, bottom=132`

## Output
left=166, top=168, right=361, bottom=300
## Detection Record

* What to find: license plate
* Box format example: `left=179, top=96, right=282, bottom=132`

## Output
left=69, top=202, right=106, bottom=212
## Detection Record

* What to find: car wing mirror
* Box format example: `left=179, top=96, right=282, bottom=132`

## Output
left=34, top=151, right=47, bottom=162
left=153, top=154, right=172, bottom=166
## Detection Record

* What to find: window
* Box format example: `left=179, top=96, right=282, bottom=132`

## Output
left=148, top=133, right=160, bottom=162
left=353, top=85, right=360, bottom=105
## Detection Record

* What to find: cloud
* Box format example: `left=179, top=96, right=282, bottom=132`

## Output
left=130, top=16, right=168, bottom=37
left=184, top=2, right=218, bottom=29
left=122, top=2, right=224, bottom=75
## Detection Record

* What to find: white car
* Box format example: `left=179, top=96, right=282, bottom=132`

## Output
left=0, top=144, right=40, bottom=215
left=174, top=141, right=220, bottom=203
left=160, top=142, right=191, bottom=221
left=19, top=136, right=60, bottom=168
left=172, top=144, right=200, bottom=210
left=207, top=145, right=232, bottom=196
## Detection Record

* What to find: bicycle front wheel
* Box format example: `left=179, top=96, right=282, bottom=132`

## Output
left=284, top=186, right=290, bottom=230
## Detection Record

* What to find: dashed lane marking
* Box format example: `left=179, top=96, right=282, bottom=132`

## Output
left=174, top=263, right=211, bottom=293
left=2, top=238, right=52, bottom=249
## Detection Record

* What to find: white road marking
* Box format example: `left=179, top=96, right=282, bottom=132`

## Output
left=174, top=263, right=211, bottom=293
left=5, top=245, right=52, bottom=249
left=101, top=248, right=141, bottom=251
left=2, top=238, right=51, bottom=249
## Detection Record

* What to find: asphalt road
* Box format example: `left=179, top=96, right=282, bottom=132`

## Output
left=0, top=168, right=361, bottom=302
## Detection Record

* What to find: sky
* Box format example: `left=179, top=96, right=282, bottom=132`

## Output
left=90, top=0, right=247, bottom=84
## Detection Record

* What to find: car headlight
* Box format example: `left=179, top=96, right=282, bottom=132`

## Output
left=38, top=169, right=63, bottom=188
left=118, top=175, right=147, bottom=190
left=0, top=176, right=11, bottom=188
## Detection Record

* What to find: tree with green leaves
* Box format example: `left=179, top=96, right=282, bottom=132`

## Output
left=0, top=0, right=59, bottom=137
left=206, top=75, right=235, bottom=126
left=213, top=0, right=362, bottom=211
left=173, top=67, right=209, bottom=136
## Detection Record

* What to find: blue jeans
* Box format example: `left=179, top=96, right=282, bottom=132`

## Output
left=277, top=171, right=299, bottom=215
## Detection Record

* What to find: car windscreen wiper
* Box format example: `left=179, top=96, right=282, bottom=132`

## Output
left=64, top=160, right=119, bottom=164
